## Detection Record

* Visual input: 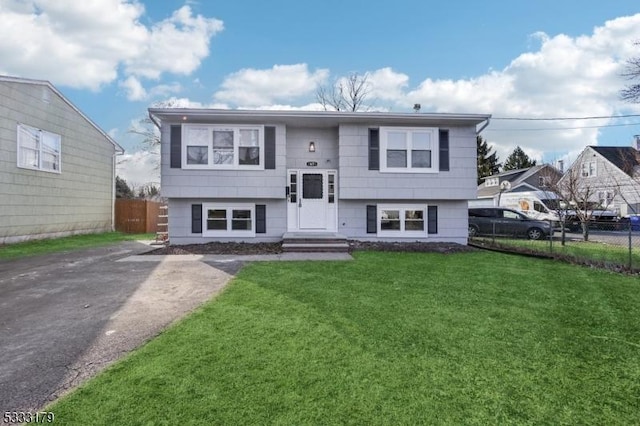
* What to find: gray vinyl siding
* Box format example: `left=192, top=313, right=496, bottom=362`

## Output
left=161, top=123, right=287, bottom=199
left=168, top=198, right=286, bottom=244
left=338, top=199, right=469, bottom=244
left=285, top=127, right=339, bottom=169
left=338, top=124, right=477, bottom=200
left=0, top=80, right=115, bottom=243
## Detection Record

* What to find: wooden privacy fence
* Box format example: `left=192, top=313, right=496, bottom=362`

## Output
left=115, top=199, right=164, bottom=234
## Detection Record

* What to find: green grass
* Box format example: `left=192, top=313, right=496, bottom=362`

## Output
left=50, top=251, right=640, bottom=425
left=0, top=232, right=153, bottom=259
left=476, top=237, right=640, bottom=269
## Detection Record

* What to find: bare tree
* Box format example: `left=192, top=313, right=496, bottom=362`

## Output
left=126, top=99, right=180, bottom=171
left=621, top=41, right=640, bottom=103
left=316, top=72, right=372, bottom=111
left=537, top=167, right=571, bottom=245
left=554, top=166, right=620, bottom=241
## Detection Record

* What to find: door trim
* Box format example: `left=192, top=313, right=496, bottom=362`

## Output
left=287, top=169, right=337, bottom=232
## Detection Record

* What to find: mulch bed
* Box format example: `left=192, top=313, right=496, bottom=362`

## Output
left=144, top=241, right=476, bottom=255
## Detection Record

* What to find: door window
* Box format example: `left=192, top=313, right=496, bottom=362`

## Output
left=302, top=174, right=323, bottom=199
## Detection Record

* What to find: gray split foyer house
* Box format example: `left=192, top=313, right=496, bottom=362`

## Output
left=149, top=108, right=491, bottom=247
left=0, top=75, right=124, bottom=244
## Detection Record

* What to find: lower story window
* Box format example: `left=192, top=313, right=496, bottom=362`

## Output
left=203, top=204, right=255, bottom=237
left=378, top=204, right=427, bottom=237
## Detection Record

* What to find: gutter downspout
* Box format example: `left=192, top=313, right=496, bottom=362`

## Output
left=148, top=111, right=161, bottom=130
left=477, top=117, right=491, bottom=135
left=112, top=151, right=118, bottom=231
left=112, top=146, right=125, bottom=232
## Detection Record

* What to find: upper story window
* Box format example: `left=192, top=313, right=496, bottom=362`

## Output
left=581, top=161, right=596, bottom=177
left=17, top=124, right=61, bottom=173
left=379, top=127, right=439, bottom=173
left=538, top=176, right=552, bottom=188
left=182, top=124, right=264, bottom=170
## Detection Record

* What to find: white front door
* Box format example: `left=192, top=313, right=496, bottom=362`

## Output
left=287, top=170, right=337, bottom=232
left=299, top=172, right=326, bottom=229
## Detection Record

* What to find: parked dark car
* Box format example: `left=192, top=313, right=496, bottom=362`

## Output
left=468, top=207, right=554, bottom=240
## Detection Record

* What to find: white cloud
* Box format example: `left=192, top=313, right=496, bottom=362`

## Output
left=0, top=1, right=222, bottom=90
left=352, top=14, right=640, bottom=163
left=124, top=5, right=223, bottom=79
left=116, top=148, right=160, bottom=188
left=214, top=64, right=329, bottom=106
left=119, top=76, right=147, bottom=101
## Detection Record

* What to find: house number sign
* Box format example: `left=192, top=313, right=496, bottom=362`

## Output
left=306, top=161, right=318, bottom=167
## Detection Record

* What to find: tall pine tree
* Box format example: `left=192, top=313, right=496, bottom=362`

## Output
left=477, top=136, right=501, bottom=185
left=503, top=146, right=537, bottom=171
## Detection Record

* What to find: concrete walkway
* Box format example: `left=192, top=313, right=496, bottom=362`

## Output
left=118, top=252, right=354, bottom=263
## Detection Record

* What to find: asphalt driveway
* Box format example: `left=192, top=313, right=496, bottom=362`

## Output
left=0, top=241, right=240, bottom=413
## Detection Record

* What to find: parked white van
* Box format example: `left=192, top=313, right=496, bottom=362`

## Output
left=469, top=190, right=562, bottom=226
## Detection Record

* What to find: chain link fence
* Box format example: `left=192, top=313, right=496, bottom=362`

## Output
left=469, top=219, right=640, bottom=273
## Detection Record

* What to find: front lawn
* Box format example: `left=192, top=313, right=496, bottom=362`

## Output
left=50, top=251, right=640, bottom=424
left=0, top=232, right=153, bottom=259
left=473, top=236, right=640, bottom=270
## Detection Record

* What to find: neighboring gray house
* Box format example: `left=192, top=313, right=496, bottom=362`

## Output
left=0, top=75, right=123, bottom=244
left=149, top=109, right=490, bottom=247
left=560, top=145, right=640, bottom=216
left=475, top=164, right=563, bottom=203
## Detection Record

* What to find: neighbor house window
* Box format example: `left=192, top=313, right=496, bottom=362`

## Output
left=379, top=127, right=439, bottom=173
left=378, top=204, right=428, bottom=237
left=202, top=204, right=255, bottom=237
left=581, top=161, right=597, bottom=177
left=182, top=125, right=264, bottom=170
left=17, top=124, right=61, bottom=173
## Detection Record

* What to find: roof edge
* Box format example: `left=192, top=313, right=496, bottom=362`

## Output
left=148, top=107, right=491, bottom=123
left=0, top=75, right=124, bottom=154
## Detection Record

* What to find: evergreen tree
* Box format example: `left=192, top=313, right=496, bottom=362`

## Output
left=115, top=176, right=134, bottom=198
left=502, top=146, right=537, bottom=171
left=477, top=136, right=501, bottom=185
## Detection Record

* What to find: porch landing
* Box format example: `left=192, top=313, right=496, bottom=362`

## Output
left=281, top=232, right=349, bottom=253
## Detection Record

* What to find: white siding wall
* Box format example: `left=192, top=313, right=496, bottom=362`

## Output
left=338, top=124, right=477, bottom=200
left=0, top=81, right=115, bottom=243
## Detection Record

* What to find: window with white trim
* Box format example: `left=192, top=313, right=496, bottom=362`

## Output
left=378, top=204, right=428, bottom=237
left=581, top=161, right=597, bottom=177
left=379, top=127, right=439, bottom=173
left=202, top=204, right=255, bottom=237
left=182, top=125, right=264, bottom=170
left=485, top=178, right=499, bottom=187
left=17, top=124, right=61, bottom=173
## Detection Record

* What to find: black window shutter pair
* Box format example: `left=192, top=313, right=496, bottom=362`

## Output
left=191, top=204, right=266, bottom=234
left=171, top=125, right=276, bottom=169
left=368, top=128, right=450, bottom=171
left=366, top=205, right=438, bottom=234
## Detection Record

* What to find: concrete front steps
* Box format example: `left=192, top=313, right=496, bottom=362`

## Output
left=281, top=232, right=350, bottom=253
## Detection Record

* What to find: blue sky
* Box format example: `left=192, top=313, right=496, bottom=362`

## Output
left=2, top=1, right=640, bottom=185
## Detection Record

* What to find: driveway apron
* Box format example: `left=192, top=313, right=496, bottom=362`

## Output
left=0, top=241, right=237, bottom=413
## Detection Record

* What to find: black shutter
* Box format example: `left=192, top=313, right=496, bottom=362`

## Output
left=439, top=129, right=449, bottom=171
left=170, top=125, right=182, bottom=168
left=191, top=204, right=202, bottom=234
left=265, top=126, right=276, bottom=169
left=368, top=128, right=380, bottom=170
left=428, top=206, right=438, bottom=234
left=366, top=205, right=377, bottom=233
left=256, top=205, right=266, bottom=234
